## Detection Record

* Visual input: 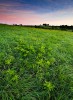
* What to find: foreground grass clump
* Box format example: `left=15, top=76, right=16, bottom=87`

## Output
left=0, top=24, right=73, bottom=100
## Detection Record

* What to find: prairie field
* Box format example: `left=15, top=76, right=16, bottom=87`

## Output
left=0, top=24, right=73, bottom=100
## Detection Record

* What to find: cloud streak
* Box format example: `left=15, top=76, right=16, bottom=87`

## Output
left=0, top=0, right=73, bottom=25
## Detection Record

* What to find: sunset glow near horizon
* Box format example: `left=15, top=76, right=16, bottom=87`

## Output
left=0, top=0, right=73, bottom=25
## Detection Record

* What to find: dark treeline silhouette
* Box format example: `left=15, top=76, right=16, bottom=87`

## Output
left=34, top=24, right=73, bottom=31
left=0, top=23, right=73, bottom=31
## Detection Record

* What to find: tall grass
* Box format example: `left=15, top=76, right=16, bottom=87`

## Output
left=0, top=24, right=73, bottom=100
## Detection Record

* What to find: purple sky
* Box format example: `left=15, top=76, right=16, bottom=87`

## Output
left=0, top=0, right=73, bottom=25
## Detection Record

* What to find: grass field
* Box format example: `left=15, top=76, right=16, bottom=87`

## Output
left=0, top=24, right=73, bottom=100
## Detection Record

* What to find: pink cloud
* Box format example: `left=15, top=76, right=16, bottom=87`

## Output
left=0, top=2, right=41, bottom=25
left=0, top=10, right=43, bottom=25
left=0, top=2, right=73, bottom=25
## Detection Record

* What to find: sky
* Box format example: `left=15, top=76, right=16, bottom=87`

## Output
left=0, top=0, right=73, bottom=25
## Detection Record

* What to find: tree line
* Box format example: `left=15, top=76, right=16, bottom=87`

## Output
left=0, top=23, right=73, bottom=31
left=35, top=24, right=73, bottom=31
